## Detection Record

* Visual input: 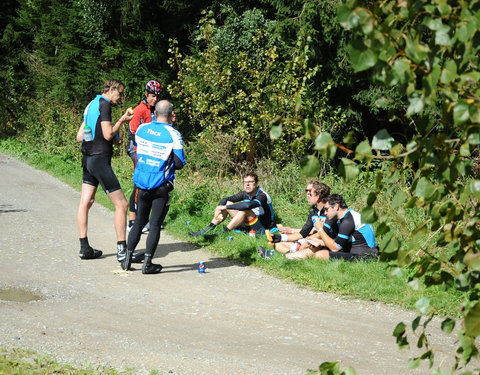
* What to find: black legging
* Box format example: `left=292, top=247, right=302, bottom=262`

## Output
left=128, top=150, right=138, bottom=213
left=127, top=183, right=172, bottom=257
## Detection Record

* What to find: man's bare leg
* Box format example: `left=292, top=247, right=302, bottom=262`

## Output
left=286, top=248, right=315, bottom=260
left=107, top=189, right=128, bottom=242
left=77, top=183, right=97, bottom=238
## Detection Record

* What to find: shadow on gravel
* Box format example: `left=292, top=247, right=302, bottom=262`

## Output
left=0, top=204, right=27, bottom=213
left=159, top=257, right=245, bottom=273
left=125, top=257, right=242, bottom=274
left=156, top=241, right=199, bottom=254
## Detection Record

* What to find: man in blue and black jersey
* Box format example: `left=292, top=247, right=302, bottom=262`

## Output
left=76, top=79, right=134, bottom=261
left=294, top=194, right=379, bottom=261
left=121, top=100, right=185, bottom=274
left=188, top=172, right=274, bottom=236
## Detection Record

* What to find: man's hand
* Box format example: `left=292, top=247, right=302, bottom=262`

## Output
left=120, top=108, right=134, bottom=123
left=315, top=218, right=325, bottom=232
left=279, top=226, right=295, bottom=234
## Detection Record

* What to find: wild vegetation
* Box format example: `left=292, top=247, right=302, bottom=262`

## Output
left=1, top=0, right=479, bottom=374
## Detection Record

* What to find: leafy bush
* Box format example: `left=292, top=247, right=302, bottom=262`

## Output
left=169, top=8, right=339, bottom=170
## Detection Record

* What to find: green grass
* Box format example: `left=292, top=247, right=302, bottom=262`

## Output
left=0, top=347, right=138, bottom=375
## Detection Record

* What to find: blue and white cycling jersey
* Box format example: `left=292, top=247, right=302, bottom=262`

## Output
left=335, top=209, right=377, bottom=255
left=133, top=121, right=185, bottom=190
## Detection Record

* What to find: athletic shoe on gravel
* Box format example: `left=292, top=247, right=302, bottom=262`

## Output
left=121, top=249, right=134, bottom=271
left=131, top=251, right=145, bottom=263
left=117, top=243, right=127, bottom=262
left=79, top=247, right=103, bottom=260
left=142, top=222, right=150, bottom=234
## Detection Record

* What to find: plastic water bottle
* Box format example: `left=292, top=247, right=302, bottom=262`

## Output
left=83, top=124, right=93, bottom=142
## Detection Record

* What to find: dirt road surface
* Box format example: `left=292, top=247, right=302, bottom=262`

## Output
left=0, top=153, right=458, bottom=374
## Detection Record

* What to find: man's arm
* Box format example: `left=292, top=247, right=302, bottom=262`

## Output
left=313, top=226, right=338, bottom=252
left=76, top=122, right=85, bottom=143
left=225, top=200, right=260, bottom=211
left=173, top=154, right=184, bottom=169
left=171, top=127, right=185, bottom=170
left=128, top=105, right=143, bottom=135
left=101, top=109, right=132, bottom=141
left=218, top=192, right=245, bottom=206
left=315, top=215, right=354, bottom=252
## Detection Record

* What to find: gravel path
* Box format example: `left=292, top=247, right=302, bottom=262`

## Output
left=0, top=152, right=458, bottom=374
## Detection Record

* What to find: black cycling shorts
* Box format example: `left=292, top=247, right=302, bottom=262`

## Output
left=329, top=248, right=378, bottom=262
left=235, top=214, right=266, bottom=234
left=82, top=154, right=121, bottom=194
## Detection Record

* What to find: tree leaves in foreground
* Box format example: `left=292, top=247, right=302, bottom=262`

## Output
left=306, top=0, right=480, bottom=373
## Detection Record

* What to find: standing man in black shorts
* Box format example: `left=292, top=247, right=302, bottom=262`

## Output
left=188, top=172, right=275, bottom=236
left=76, top=79, right=133, bottom=260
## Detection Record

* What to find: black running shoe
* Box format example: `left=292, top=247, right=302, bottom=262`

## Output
left=142, top=222, right=150, bottom=234
left=116, top=243, right=127, bottom=262
left=121, top=248, right=133, bottom=271
left=142, top=262, right=163, bottom=274
left=188, top=229, right=205, bottom=236
left=257, top=246, right=272, bottom=260
left=131, top=251, right=145, bottom=263
left=79, top=247, right=103, bottom=260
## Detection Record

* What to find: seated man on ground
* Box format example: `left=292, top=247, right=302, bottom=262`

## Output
left=288, top=194, right=378, bottom=261
left=189, top=172, right=275, bottom=236
left=258, top=181, right=337, bottom=259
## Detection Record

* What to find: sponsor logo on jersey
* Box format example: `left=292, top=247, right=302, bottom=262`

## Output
left=147, top=128, right=162, bottom=136
left=146, top=159, right=161, bottom=167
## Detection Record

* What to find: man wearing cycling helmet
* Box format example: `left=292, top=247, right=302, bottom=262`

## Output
left=125, top=80, right=163, bottom=236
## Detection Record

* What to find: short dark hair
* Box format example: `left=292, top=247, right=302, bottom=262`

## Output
left=309, top=181, right=330, bottom=201
left=102, top=79, right=124, bottom=93
left=244, top=172, right=258, bottom=183
left=327, top=194, right=348, bottom=209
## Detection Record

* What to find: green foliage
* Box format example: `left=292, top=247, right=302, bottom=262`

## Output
left=169, top=7, right=350, bottom=169
left=0, top=347, right=129, bottom=374
left=313, top=0, right=480, bottom=372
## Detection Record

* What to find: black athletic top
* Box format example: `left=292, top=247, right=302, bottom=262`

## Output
left=82, top=95, right=113, bottom=156
left=299, top=205, right=338, bottom=239
left=335, top=209, right=378, bottom=255
left=220, top=187, right=275, bottom=229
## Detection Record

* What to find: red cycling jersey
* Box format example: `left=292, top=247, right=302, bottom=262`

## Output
left=128, top=99, right=155, bottom=146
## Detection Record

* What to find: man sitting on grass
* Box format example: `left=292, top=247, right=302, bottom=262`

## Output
left=188, top=172, right=275, bottom=236
left=258, top=180, right=337, bottom=259
left=288, top=194, right=378, bottom=261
